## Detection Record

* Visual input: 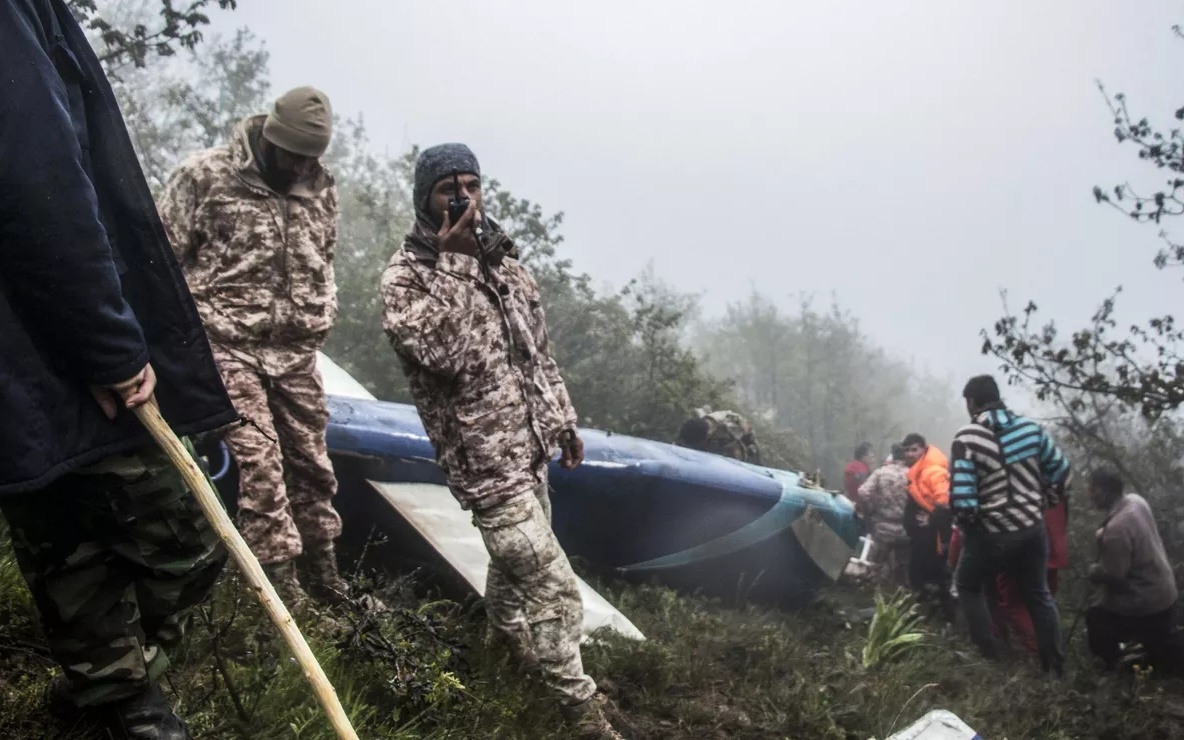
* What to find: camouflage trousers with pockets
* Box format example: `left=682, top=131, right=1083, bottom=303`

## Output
left=215, top=347, right=342, bottom=565
left=0, top=443, right=226, bottom=707
left=471, top=470, right=597, bottom=708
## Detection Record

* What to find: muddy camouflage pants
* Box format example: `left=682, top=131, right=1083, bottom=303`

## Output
left=218, top=351, right=342, bottom=565
left=0, top=446, right=226, bottom=707
left=472, top=473, right=597, bottom=708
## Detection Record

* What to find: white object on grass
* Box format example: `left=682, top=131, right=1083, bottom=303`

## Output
left=851, top=535, right=874, bottom=566
left=884, top=709, right=981, bottom=740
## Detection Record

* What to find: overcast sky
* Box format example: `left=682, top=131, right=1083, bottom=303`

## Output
left=211, top=1, right=1181, bottom=387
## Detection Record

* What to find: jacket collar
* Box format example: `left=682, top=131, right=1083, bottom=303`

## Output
left=973, top=402, right=1013, bottom=430
left=229, top=115, right=333, bottom=198
left=1105, top=493, right=1133, bottom=521
left=911, top=444, right=947, bottom=473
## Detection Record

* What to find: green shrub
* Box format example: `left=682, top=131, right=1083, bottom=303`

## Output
left=862, top=588, right=928, bottom=669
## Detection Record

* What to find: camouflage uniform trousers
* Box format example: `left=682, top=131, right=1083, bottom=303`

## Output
left=870, top=532, right=911, bottom=588
left=471, top=470, right=598, bottom=708
left=0, top=445, right=226, bottom=707
left=216, top=348, right=342, bottom=565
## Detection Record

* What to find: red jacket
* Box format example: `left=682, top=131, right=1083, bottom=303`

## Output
left=844, top=460, right=870, bottom=501
left=1044, top=501, right=1069, bottom=570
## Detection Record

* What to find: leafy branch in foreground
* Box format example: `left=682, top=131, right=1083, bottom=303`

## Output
left=68, top=0, right=237, bottom=72
left=985, top=24, right=1184, bottom=417
left=1090, top=84, right=1184, bottom=229
left=982, top=290, right=1184, bottom=419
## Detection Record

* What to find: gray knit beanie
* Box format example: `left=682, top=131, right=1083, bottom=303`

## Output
left=414, top=143, right=481, bottom=210
left=262, top=86, right=333, bottom=158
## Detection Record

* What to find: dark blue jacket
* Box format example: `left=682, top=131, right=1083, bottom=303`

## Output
left=0, top=0, right=238, bottom=494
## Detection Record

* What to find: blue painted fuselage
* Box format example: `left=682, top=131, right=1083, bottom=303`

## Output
left=324, top=396, right=860, bottom=605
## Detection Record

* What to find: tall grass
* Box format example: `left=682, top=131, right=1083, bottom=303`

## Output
left=1, top=540, right=1182, bottom=739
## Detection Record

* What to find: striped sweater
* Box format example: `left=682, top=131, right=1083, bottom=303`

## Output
left=949, top=405, right=1071, bottom=534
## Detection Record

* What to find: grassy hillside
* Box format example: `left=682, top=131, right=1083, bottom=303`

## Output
left=2, top=537, right=1183, bottom=739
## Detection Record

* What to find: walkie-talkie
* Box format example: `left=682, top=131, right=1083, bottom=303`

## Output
left=446, top=170, right=470, bottom=226
left=447, top=170, right=493, bottom=261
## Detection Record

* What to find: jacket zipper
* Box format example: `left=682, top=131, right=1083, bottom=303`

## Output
left=482, top=271, right=549, bottom=468
left=271, top=194, right=290, bottom=331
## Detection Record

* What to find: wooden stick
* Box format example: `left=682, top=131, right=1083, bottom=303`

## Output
left=133, top=401, right=360, bottom=740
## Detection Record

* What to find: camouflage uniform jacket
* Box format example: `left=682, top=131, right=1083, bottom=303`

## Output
left=856, top=462, right=909, bottom=544
left=380, top=225, right=579, bottom=510
left=157, top=116, right=339, bottom=355
left=703, top=410, right=760, bottom=463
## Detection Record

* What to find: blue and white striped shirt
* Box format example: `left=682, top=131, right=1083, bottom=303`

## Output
left=949, top=406, right=1071, bottom=533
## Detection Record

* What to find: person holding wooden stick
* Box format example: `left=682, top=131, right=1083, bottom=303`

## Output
left=0, top=1, right=239, bottom=737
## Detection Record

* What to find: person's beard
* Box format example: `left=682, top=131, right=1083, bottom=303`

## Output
left=257, top=136, right=298, bottom=193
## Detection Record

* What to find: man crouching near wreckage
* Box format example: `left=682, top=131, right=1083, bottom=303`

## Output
left=381, top=144, right=624, bottom=739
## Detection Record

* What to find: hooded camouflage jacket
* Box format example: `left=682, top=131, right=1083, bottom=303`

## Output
left=856, top=462, right=909, bottom=544
left=702, top=410, right=761, bottom=463
left=381, top=221, right=578, bottom=510
left=157, top=116, right=338, bottom=353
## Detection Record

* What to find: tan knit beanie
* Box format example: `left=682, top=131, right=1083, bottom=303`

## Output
left=262, top=86, right=333, bottom=158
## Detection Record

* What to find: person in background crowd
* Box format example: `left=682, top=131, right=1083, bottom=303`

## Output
left=675, top=409, right=761, bottom=464
left=856, top=444, right=911, bottom=586
left=901, top=432, right=955, bottom=621
left=949, top=375, right=1070, bottom=677
left=947, top=496, right=1068, bottom=655
left=845, top=442, right=874, bottom=502
left=1086, top=467, right=1182, bottom=676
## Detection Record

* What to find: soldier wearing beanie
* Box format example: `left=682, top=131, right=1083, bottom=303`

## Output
left=157, top=87, right=355, bottom=609
left=263, top=86, right=333, bottom=157
left=380, top=145, right=624, bottom=739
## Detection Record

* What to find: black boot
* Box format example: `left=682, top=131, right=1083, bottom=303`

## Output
left=43, top=674, right=81, bottom=721
left=101, top=684, right=192, bottom=740
left=562, top=693, right=627, bottom=739
left=298, top=541, right=351, bottom=605
left=263, top=558, right=310, bottom=610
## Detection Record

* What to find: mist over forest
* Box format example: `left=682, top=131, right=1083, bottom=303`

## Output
left=2, top=2, right=1183, bottom=738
